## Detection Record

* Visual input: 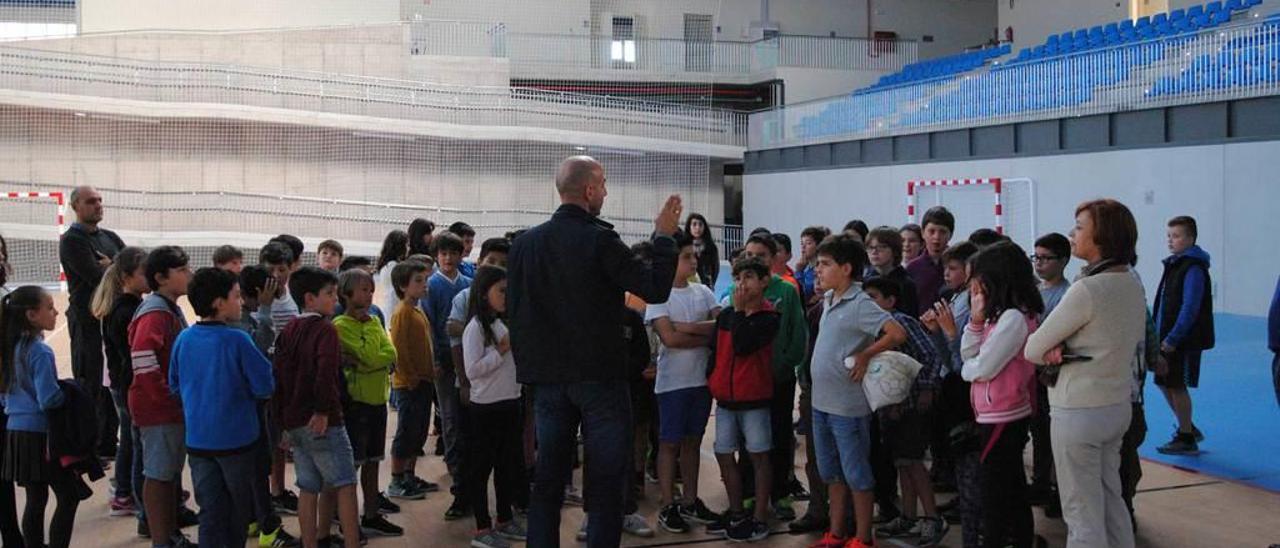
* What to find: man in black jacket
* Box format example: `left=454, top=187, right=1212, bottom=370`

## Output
left=58, top=185, right=125, bottom=457
left=509, top=156, right=682, bottom=547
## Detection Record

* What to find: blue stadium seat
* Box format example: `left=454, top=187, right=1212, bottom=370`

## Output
left=1120, top=20, right=1135, bottom=32
left=1153, top=13, right=1168, bottom=26
left=1212, top=10, right=1230, bottom=24
left=1170, top=8, right=1186, bottom=22
left=1137, top=15, right=1152, bottom=28
left=1188, top=5, right=1205, bottom=19
left=1207, top=1, right=1224, bottom=13
left=1225, top=0, right=1244, bottom=10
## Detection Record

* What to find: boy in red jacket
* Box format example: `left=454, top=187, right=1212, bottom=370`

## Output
left=708, top=257, right=781, bottom=543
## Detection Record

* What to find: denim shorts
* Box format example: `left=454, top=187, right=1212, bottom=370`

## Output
left=139, top=423, right=186, bottom=482
left=713, top=406, right=772, bottom=454
left=811, top=409, right=875, bottom=491
left=286, top=425, right=357, bottom=493
left=656, top=386, right=712, bottom=443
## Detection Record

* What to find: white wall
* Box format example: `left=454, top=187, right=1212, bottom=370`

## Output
left=999, top=0, right=1128, bottom=51
left=80, top=0, right=400, bottom=33
left=776, top=67, right=885, bottom=103
left=744, top=141, right=1280, bottom=316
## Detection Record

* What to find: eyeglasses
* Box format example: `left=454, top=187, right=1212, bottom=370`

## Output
left=1030, top=254, right=1060, bottom=263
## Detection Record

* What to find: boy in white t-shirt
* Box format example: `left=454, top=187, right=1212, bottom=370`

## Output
left=644, top=231, right=721, bottom=534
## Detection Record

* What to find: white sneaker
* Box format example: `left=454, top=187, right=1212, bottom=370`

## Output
left=623, top=513, right=655, bottom=538
left=576, top=517, right=589, bottom=542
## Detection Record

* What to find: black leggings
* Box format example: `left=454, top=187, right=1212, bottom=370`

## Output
left=22, top=467, right=80, bottom=548
left=979, top=418, right=1032, bottom=548
left=465, top=399, right=527, bottom=531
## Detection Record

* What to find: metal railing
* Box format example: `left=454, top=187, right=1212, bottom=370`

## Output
left=408, top=20, right=916, bottom=75
left=0, top=44, right=748, bottom=147
left=750, top=16, right=1280, bottom=149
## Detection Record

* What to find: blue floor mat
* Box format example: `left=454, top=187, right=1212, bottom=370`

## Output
left=1139, top=314, right=1280, bottom=492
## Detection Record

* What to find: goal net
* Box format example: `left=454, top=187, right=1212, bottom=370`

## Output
left=0, top=191, right=64, bottom=288
left=907, top=178, right=1037, bottom=252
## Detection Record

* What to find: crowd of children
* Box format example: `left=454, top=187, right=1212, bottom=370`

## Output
left=0, top=185, right=1225, bottom=548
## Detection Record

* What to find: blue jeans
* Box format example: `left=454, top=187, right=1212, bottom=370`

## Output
left=190, top=450, right=256, bottom=548
left=131, top=425, right=145, bottom=524
left=435, top=367, right=465, bottom=483
left=109, top=388, right=134, bottom=498
left=527, top=381, right=631, bottom=548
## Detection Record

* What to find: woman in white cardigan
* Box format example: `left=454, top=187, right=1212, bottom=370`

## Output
left=1024, top=199, right=1145, bottom=548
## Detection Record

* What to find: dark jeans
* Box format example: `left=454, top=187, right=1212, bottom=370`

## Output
left=465, top=399, right=527, bottom=531
left=436, top=368, right=465, bottom=487
left=1120, top=403, right=1147, bottom=513
left=870, top=412, right=900, bottom=519
left=979, top=419, right=1033, bottom=548
left=190, top=450, right=256, bottom=548
left=798, top=381, right=828, bottom=517
left=67, top=305, right=118, bottom=454
left=528, top=381, right=631, bottom=548
left=391, top=383, right=434, bottom=460
left=131, top=425, right=146, bottom=524
left=110, top=388, right=134, bottom=497
left=22, top=465, right=80, bottom=548
left=1030, top=383, right=1055, bottom=489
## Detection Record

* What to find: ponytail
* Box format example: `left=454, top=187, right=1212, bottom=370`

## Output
left=91, top=246, right=148, bottom=320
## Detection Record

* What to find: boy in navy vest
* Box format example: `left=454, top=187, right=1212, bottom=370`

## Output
left=1153, top=215, right=1215, bottom=456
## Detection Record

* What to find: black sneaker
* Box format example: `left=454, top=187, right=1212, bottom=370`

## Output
left=410, top=474, right=440, bottom=493
left=705, top=513, right=735, bottom=537
left=377, top=492, right=401, bottom=514
left=788, top=478, right=810, bottom=502
left=1156, top=433, right=1200, bottom=455
left=658, top=503, right=690, bottom=534
left=170, top=532, right=197, bottom=548
left=725, top=517, right=770, bottom=543
left=444, top=498, right=470, bottom=521
left=360, top=514, right=404, bottom=537
left=137, top=519, right=150, bottom=538
left=177, top=506, right=199, bottom=528
left=678, top=498, right=722, bottom=525
left=273, top=490, right=300, bottom=515
left=787, top=513, right=829, bottom=534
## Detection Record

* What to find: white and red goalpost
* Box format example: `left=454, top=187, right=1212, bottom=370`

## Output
left=0, top=191, right=67, bottom=290
left=906, top=177, right=1037, bottom=250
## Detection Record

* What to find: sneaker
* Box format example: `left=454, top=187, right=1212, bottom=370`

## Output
left=576, top=518, right=588, bottom=542
left=875, top=516, right=919, bottom=538
left=361, top=515, right=404, bottom=537
left=260, top=525, right=301, bottom=548
left=137, top=519, right=150, bottom=538
left=177, top=506, right=199, bottom=528
left=788, top=513, right=830, bottom=534
left=316, top=535, right=343, bottom=548
left=170, top=532, right=197, bottom=548
left=679, top=498, right=722, bottom=525
left=563, top=485, right=585, bottom=506
left=444, top=498, right=471, bottom=520
left=494, top=520, right=527, bottom=541
left=726, top=517, right=770, bottom=543
left=772, top=497, right=797, bottom=521
left=410, top=474, right=440, bottom=493
left=623, top=513, right=655, bottom=538
left=789, top=478, right=811, bottom=502
left=471, top=529, right=511, bottom=548
left=249, top=522, right=261, bottom=538
left=705, top=513, right=735, bottom=537
left=377, top=492, right=401, bottom=514
left=1193, top=425, right=1205, bottom=443
left=387, top=477, right=427, bottom=500
left=1156, top=433, right=1200, bottom=455
left=645, top=462, right=659, bottom=484
left=659, top=503, right=690, bottom=534
left=807, top=532, right=846, bottom=548
left=844, top=538, right=876, bottom=548
left=917, top=517, right=948, bottom=547
left=108, top=495, right=136, bottom=517
left=273, top=490, right=300, bottom=515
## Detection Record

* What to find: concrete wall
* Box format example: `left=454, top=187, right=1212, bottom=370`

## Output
left=999, top=0, right=1128, bottom=51
left=776, top=67, right=885, bottom=103
left=743, top=140, right=1280, bottom=316
left=80, top=0, right=400, bottom=33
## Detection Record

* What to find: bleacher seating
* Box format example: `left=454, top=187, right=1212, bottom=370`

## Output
left=792, top=0, right=1275, bottom=141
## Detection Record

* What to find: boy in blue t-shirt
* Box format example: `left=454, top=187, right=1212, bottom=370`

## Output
left=170, top=268, right=275, bottom=548
left=421, top=231, right=472, bottom=518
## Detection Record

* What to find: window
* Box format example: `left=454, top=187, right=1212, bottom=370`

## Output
left=611, top=16, right=635, bottom=63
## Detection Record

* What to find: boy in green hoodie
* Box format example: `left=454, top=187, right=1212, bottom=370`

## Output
left=333, top=269, right=403, bottom=537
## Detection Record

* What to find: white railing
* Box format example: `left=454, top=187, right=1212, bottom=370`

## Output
left=750, top=16, right=1280, bottom=149
left=406, top=20, right=916, bottom=75
left=0, top=45, right=748, bottom=147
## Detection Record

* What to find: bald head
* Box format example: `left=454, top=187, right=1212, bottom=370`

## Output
left=69, top=185, right=104, bottom=226
left=555, top=156, right=602, bottom=199
left=69, top=185, right=96, bottom=206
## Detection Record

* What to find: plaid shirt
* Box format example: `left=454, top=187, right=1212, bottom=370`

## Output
left=892, top=311, right=941, bottom=408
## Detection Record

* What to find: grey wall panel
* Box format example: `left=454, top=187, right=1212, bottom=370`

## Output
left=1112, top=109, right=1165, bottom=147
left=757, top=149, right=781, bottom=171
left=1168, top=102, right=1228, bottom=143
left=1016, top=120, right=1060, bottom=154
left=972, top=125, right=1014, bottom=157
left=782, top=146, right=805, bottom=169
left=864, top=138, right=893, bottom=163
left=1062, top=114, right=1110, bottom=150
left=895, top=133, right=930, bottom=162
left=805, top=144, right=832, bottom=167
left=931, top=129, right=971, bottom=160
left=832, top=141, right=861, bottom=165
left=1230, top=96, right=1280, bottom=139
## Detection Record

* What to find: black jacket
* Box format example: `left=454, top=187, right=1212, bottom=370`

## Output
left=103, top=293, right=142, bottom=390
left=509, top=204, right=678, bottom=384
left=47, top=380, right=105, bottom=499
left=58, top=223, right=125, bottom=309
